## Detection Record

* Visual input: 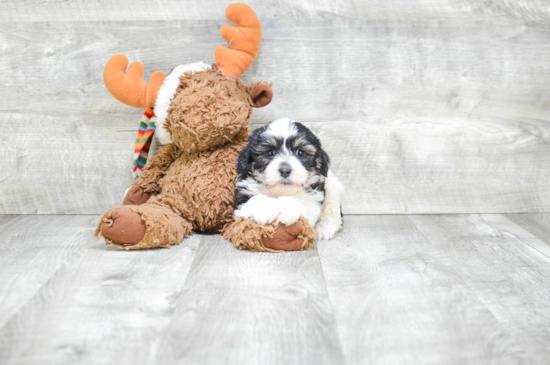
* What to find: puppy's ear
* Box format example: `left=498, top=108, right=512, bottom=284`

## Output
left=318, top=150, right=330, bottom=177
left=237, top=143, right=253, bottom=177
left=247, top=82, right=273, bottom=108
left=237, top=127, right=265, bottom=177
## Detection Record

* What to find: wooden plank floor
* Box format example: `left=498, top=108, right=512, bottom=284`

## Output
left=1, top=214, right=549, bottom=364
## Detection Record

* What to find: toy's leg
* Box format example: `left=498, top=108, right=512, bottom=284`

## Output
left=123, top=185, right=151, bottom=205
left=222, top=217, right=315, bottom=252
left=94, top=202, right=193, bottom=250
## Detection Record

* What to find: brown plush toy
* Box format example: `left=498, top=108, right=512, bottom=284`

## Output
left=94, top=3, right=315, bottom=252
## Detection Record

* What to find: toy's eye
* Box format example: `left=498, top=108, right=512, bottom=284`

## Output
left=296, top=149, right=305, bottom=157
left=266, top=150, right=275, bottom=157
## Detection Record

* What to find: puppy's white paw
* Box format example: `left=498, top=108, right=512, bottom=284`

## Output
left=234, top=195, right=279, bottom=225
left=314, top=221, right=340, bottom=241
left=248, top=209, right=277, bottom=225
left=276, top=196, right=306, bottom=226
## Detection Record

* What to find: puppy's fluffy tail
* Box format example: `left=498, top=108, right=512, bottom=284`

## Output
left=315, top=170, right=344, bottom=240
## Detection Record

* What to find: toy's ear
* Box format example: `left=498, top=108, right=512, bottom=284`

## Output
left=248, top=82, right=273, bottom=108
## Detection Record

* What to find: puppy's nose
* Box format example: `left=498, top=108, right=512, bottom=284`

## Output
left=279, top=163, right=292, bottom=178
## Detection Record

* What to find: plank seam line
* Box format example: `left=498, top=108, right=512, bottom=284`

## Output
left=502, top=214, right=550, bottom=258
left=314, top=245, right=348, bottom=365
left=152, top=234, right=208, bottom=359
left=479, top=214, right=550, bottom=262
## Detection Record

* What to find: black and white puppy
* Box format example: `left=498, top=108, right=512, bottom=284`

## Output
left=234, top=118, right=344, bottom=240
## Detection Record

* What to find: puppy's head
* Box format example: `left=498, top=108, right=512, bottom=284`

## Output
left=237, top=118, right=330, bottom=196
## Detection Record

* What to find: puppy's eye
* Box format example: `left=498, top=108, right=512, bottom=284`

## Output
left=266, top=150, right=275, bottom=157
left=296, top=149, right=305, bottom=157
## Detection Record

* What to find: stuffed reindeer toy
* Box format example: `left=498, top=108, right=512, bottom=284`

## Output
left=94, top=3, right=316, bottom=252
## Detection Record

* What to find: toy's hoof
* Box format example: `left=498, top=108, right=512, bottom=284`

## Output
left=102, top=207, right=146, bottom=245
left=263, top=221, right=305, bottom=251
left=123, top=185, right=151, bottom=205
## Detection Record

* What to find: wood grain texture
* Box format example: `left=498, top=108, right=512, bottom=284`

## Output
left=2, top=0, right=549, bottom=22
left=3, top=214, right=550, bottom=363
left=0, top=215, right=93, bottom=329
left=307, top=118, right=550, bottom=214
left=317, top=214, right=526, bottom=365
left=505, top=213, right=550, bottom=248
left=157, top=235, right=345, bottom=365
left=3, top=16, right=550, bottom=122
left=2, top=1, right=550, bottom=214
left=489, top=214, right=550, bottom=259
left=409, top=214, right=550, bottom=364
left=2, top=115, right=550, bottom=214
left=0, top=215, right=200, bottom=364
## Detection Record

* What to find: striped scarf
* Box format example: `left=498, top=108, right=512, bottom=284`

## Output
left=133, top=107, right=156, bottom=179
left=132, top=66, right=180, bottom=180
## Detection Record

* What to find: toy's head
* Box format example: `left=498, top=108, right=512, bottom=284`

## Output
left=103, top=3, right=272, bottom=153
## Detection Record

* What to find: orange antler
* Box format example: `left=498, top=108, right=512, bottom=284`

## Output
left=215, top=3, right=262, bottom=79
left=103, top=54, right=166, bottom=108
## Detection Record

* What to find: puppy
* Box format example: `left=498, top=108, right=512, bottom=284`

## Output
left=233, top=118, right=344, bottom=240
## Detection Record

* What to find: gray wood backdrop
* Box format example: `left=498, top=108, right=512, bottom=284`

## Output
left=1, top=0, right=549, bottom=214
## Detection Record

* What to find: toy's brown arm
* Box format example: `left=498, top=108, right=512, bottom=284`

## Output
left=135, top=143, right=180, bottom=194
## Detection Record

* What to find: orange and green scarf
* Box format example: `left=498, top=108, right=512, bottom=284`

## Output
left=132, top=66, right=181, bottom=180
left=133, top=107, right=156, bottom=180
